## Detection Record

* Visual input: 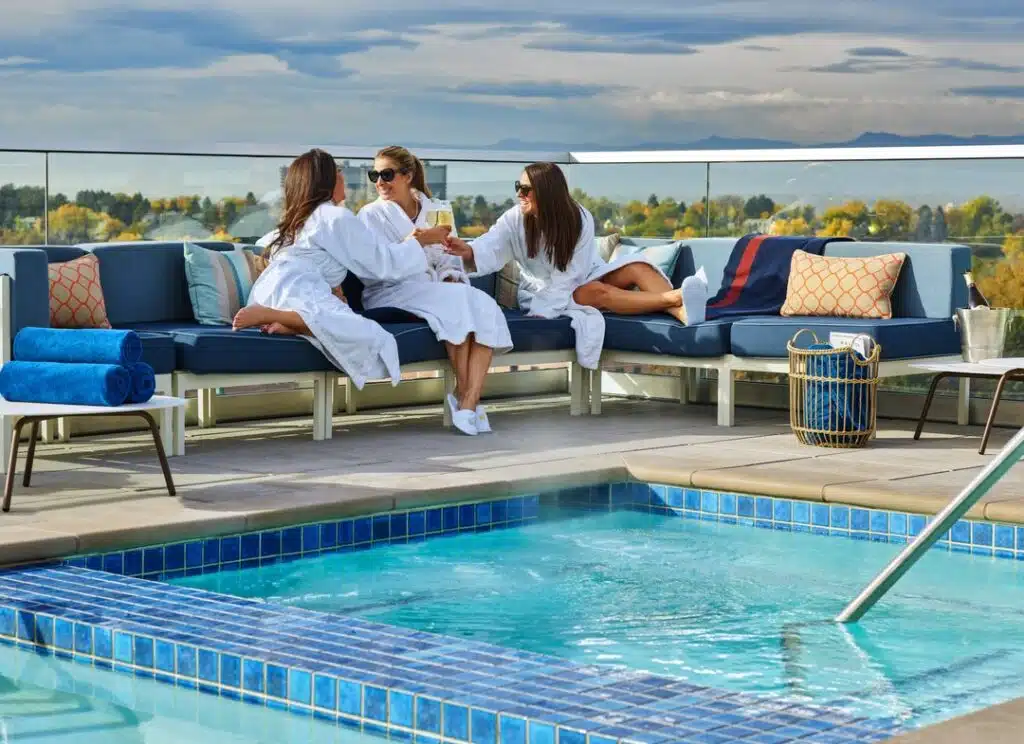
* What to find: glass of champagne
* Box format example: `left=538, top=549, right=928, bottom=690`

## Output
left=436, top=200, right=455, bottom=231
left=425, top=209, right=440, bottom=227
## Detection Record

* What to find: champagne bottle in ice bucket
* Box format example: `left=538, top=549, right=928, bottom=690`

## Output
left=964, top=271, right=990, bottom=310
left=955, top=272, right=1009, bottom=362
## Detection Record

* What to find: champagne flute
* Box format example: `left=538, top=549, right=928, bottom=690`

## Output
left=435, top=200, right=455, bottom=231
left=425, top=209, right=440, bottom=228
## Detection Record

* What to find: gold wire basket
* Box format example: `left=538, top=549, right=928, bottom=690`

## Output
left=787, top=329, right=881, bottom=448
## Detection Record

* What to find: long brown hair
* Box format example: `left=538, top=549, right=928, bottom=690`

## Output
left=522, top=162, right=582, bottom=272
left=376, top=145, right=431, bottom=198
left=267, top=148, right=338, bottom=256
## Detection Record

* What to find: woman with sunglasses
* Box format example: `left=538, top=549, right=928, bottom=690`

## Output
left=357, top=146, right=513, bottom=436
left=234, top=148, right=451, bottom=390
left=443, top=162, right=703, bottom=372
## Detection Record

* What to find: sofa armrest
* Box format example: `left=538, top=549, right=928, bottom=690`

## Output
left=0, top=249, right=52, bottom=354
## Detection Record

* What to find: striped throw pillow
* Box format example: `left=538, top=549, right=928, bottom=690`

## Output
left=183, top=243, right=263, bottom=325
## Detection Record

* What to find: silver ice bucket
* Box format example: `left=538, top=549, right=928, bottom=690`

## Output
left=953, top=307, right=1011, bottom=362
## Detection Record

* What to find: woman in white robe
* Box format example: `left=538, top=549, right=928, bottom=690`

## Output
left=356, top=146, right=513, bottom=436
left=233, top=148, right=450, bottom=390
left=443, top=162, right=707, bottom=371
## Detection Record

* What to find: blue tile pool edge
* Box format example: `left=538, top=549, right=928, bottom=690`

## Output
left=58, top=482, right=1024, bottom=581
left=0, top=565, right=903, bottom=744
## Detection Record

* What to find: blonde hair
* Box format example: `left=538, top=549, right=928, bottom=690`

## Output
left=376, top=145, right=431, bottom=198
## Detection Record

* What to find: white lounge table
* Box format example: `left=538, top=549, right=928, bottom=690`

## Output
left=0, top=395, right=186, bottom=513
left=910, top=358, right=1024, bottom=454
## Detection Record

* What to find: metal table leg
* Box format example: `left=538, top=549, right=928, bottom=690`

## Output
left=913, top=372, right=953, bottom=441
left=979, top=370, right=1024, bottom=455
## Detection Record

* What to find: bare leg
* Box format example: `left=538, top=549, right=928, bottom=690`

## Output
left=445, top=341, right=471, bottom=400
left=460, top=338, right=494, bottom=411
left=233, top=305, right=311, bottom=335
left=592, top=262, right=686, bottom=323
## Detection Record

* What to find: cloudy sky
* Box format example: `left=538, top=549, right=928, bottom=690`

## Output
left=2, top=0, right=1023, bottom=153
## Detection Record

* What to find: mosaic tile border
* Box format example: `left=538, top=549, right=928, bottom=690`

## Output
left=64, top=481, right=1024, bottom=583
left=63, top=495, right=543, bottom=580
left=0, top=566, right=900, bottom=744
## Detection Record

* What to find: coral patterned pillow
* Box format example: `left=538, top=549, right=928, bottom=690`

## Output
left=48, top=253, right=112, bottom=329
left=781, top=250, right=906, bottom=319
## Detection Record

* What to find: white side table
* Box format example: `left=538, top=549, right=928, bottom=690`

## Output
left=910, top=359, right=1024, bottom=454
left=0, top=395, right=186, bottom=513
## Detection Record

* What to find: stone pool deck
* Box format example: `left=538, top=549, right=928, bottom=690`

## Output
left=1, top=395, right=1022, bottom=566
left=1, top=394, right=1022, bottom=743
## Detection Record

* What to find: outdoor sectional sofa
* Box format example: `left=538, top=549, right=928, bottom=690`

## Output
left=0, top=237, right=969, bottom=469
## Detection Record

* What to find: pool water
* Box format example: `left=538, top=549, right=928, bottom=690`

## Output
left=174, top=508, right=1024, bottom=729
left=0, top=642, right=385, bottom=743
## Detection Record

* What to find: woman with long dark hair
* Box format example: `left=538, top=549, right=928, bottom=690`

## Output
left=234, top=148, right=450, bottom=389
left=357, top=146, right=512, bottom=436
left=443, top=162, right=700, bottom=370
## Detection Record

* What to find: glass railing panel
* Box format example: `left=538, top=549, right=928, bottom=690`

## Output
left=707, top=157, right=1024, bottom=398
left=46, top=152, right=295, bottom=245
left=567, top=163, right=710, bottom=239
left=566, top=162, right=710, bottom=379
left=0, top=151, right=47, bottom=245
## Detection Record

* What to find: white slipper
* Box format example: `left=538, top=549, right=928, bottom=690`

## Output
left=475, top=405, right=492, bottom=433
left=681, top=266, right=709, bottom=326
left=452, top=408, right=478, bottom=436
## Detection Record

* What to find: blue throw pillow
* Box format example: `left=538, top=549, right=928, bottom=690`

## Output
left=183, top=243, right=261, bottom=325
left=611, top=239, right=684, bottom=278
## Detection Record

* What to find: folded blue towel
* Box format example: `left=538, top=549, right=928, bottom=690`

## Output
left=126, top=362, right=156, bottom=404
left=0, top=361, right=130, bottom=407
left=13, top=327, right=143, bottom=367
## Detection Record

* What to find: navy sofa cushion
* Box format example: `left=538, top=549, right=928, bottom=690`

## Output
left=129, top=322, right=335, bottom=374
left=83, top=241, right=237, bottom=325
left=728, top=316, right=960, bottom=360
left=603, top=314, right=733, bottom=358
left=503, top=310, right=575, bottom=352
left=134, top=331, right=177, bottom=375
left=386, top=323, right=447, bottom=365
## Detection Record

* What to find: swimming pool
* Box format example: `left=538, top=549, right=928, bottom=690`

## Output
left=172, top=502, right=1024, bottom=730
left=3, top=481, right=1021, bottom=744
left=0, top=641, right=383, bottom=743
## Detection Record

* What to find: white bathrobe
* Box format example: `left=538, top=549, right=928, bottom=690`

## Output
left=357, top=192, right=513, bottom=354
left=248, top=203, right=429, bottom=389
left=467, top=204, right=669, bottom=370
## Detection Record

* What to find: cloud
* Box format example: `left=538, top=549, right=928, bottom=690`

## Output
left=948, top=85, right=1024, bottom=99
left=524, top=36, right=698, bottom=55
left=848, top=46, right=909, bottom=57
left=452, top=82, right=618, bottom=99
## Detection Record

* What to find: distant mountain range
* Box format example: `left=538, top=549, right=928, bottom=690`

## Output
left=415, top=132, right=1024, bottom=152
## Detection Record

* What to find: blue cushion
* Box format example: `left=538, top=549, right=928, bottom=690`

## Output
left=503, top=310, right=575, bottom=352
left=387, top=323, right=447, bottom=365
left=0, top=249, right=51, bottom=337
left=183, top=243, right=260, bottom=325
left=603, top=314, right=733, bottom=357
left=133, top=331, right=177, bottom=375
left=0, top=245, right=89, bottom=263
left=612, top=239, right=683, bottom=278
left=822, top=241, right=971, bottom=318
left=128, top=322, right=335, bottom=374
left=81, top=241, right=239, bottom=325
left=728, top=316, right=960, bottom=360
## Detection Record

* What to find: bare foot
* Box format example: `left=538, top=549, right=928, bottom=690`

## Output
left=233, top=304, right=273, bottom=330
left=664, top=287, right=684, bottom=307
left=263, top=322, right=297, bottom=336
left=666, top=306, right=686, bottom=324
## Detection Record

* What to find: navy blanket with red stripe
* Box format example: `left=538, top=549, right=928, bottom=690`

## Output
left=705, top=234, right=854, bottom=320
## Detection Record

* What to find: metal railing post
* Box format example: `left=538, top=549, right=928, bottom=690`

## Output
left=836, top=426, right=1024, bottom=623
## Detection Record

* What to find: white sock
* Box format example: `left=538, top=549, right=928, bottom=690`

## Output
left=681, top=266, right=709, bottom=326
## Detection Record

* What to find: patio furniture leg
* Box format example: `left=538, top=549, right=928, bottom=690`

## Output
left=590, top=368, right=603, bottom=415
left=197, top=389, right=216, bottom=428
left=22, top=419, right=40, bottom=487
left=3, top=417, right=31, bottom=513
left=343, top=378, right=357, bottom=415
left=569, top=362, right=585, bottom=416
left=979, top=371, right=1018, bottom=455
left=957, top=376, right=971, bottom=426
left=442, top=365, right=455, bottom=427
left=135, top=411, right=176, bottom=497
left=716, top=366, right=735, bottom=427
left=913, top=372, right=951, bottom=441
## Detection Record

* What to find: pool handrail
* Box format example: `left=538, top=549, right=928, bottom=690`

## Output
left=836, top=425, right=1024, bottom=623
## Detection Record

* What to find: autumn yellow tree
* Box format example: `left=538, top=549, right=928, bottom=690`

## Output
left=976, top=231, right=1024, bottom=308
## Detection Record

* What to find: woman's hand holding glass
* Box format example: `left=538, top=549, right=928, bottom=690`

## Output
left=442, top=235, right=474, bottom=261
left=409, top=225, right=452, bottom=246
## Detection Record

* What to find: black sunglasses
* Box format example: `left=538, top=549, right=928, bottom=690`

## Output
left=368, top=167, right=409, bottom=183
left=514, top=181, right=532, bottom=196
